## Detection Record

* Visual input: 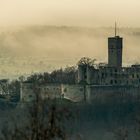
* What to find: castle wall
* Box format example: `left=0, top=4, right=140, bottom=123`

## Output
left=77, top=65, right=87, bottom=83
left=20, top=83, right=85, bottom=102
left=61, top=84, right=85, bottom=102
left=21, top=83, right=35, bottom=102
left=21, top=83, right=63, bottom=102
left=21, top=83, right=140, bottom=103
left=87, top=66, right=99, bottom=84
left=86, top=85, right=140, bottom=103
left=39, top=84, right=62, bottom=99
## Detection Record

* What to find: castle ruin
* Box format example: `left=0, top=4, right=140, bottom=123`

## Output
left=21, top=27, right=140, bottom=103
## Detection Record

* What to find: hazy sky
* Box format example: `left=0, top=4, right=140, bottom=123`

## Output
left=0, top=0, right=140, bottom=77
left=0, top=0, right=140, bottom=27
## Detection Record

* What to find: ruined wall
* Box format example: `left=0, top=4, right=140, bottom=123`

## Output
left=21, top=82, right=140, bottom=103
left=86, top=85, right=140, bottom=103
left=39, top=84, right=62, bottom=99
left=87, top=66, right=99, bottom=84
left=21, top=83, right=85, bottom=102
left=21, top=83, right=63, bottom=102
left=62, top=84, right=85, bottom=102
left=20, top=82, right=35, bottom=102
left=77, top=65, right=87, bottom=84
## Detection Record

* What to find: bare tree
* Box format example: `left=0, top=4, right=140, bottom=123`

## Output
left=1, top=84, right=72, bottom=140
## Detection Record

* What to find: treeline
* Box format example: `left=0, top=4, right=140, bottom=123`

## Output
left=0, top=80, right=20, bottom=102
left=26, top=66, right=77, bottom=84
left=0, top=66, right=78, bottom=103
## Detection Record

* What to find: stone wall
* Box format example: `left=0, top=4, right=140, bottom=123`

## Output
left=62, top=84, right=85, bottom=102
left=86, top=85, right=140, bottom=103
left=39, top=84, right=62, bottom=99
left=20, top=82, right=140, bottom=103
left=20, top=83, right=63, bottom=102
left=20, top=82, right=35, bottom=102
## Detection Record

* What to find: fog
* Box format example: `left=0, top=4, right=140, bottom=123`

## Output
left=0, top=0, right=140, bottom=78
left=0, top=26, right=139, bottom=78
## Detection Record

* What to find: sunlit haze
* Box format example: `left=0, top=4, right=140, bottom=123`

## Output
left=0, top=0, right=139, bottom=78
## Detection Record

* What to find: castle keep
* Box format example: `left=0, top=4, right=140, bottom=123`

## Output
left=78, top=34, right=140, bottom=86
left=21, top=30, right=140, bottom=103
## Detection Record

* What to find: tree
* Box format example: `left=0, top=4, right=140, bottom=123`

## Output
left=26, top=66, right=77, bottom=84
left=77, top=57, right=96, bottom=67
left=1, top=84, right=72, bottom=140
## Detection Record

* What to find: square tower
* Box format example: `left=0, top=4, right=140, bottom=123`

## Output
left=108, top=36, right=123, bottom=68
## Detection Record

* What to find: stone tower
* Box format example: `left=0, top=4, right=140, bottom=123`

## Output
left=108, top=24, right=123, bottom=68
